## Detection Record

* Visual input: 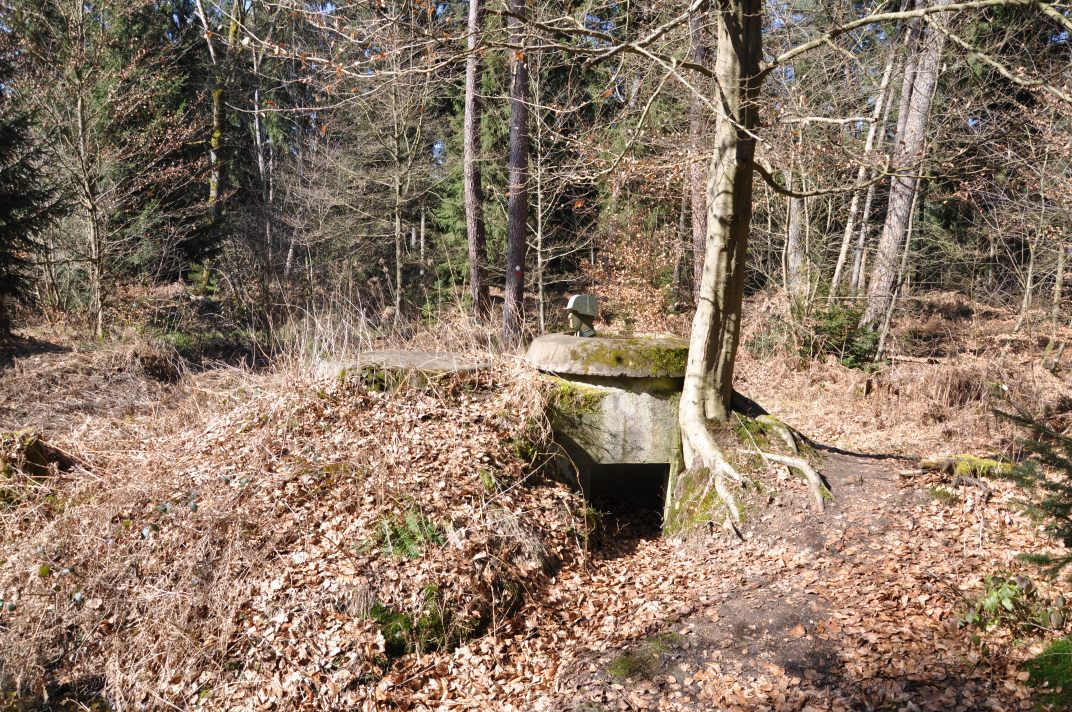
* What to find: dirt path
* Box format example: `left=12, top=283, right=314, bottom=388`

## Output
left=487, top=452, right=1037, bottom=711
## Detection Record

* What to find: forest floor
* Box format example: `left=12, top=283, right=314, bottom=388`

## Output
left=1, top=297, right=1071, bottom=710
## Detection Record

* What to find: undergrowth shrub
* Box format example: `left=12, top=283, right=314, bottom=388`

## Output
left=972, top=413, right=1072, bottom=703
left=801, top=304, right=879, bottom=370
left=959, top=574, right=1067, bottom=633
left=744, top=317, right=791, bottom=360
left=1024, top=636, right=1072, bottom=708
left=368, top=508, right=445, bottom=558
left=370, top=585, right=482, bottom=660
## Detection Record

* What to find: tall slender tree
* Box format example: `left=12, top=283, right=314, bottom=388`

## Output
left=863, top=2, right=948, bottom=325
left=688, top=3, right=709, bottom=297
left=465, top=0, right=491, bottom=320
left=503, top=0, right=529, bottom=341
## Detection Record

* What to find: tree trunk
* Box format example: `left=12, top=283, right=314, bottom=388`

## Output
left=419, top=203, right=426, bottom=278
left=1054, top=241, right=1066, bottom=323
left=784, top=168, right=807, bottom=301
left=853, top=17, right=921, bottom=297
left=195, top=0, right=240, bottom=233
left=464, top=0, right=491, bottom=320
left=876, top=182, right=922, bottom=358
left=674, top=188, right=689, bottom=298
left=87, top=216, right=103, bottom=339
left=689, top=4, right=709, bottom=299
left=536, top=152, right=546, bottom=333
left=863, top=5, right=946, bottom=325
left=208, top=86, right=223, bottom=225
left=75, top=87, right=104, bottom=338
left=830, top=44, right=899, bottom=297
left=1015, top=235, right=1040, bottom=332
left=503, top=0, right=529, bottom=342
left=680, top=0, right=761, bottom=482
left=394, top=173, right=403, bottom=321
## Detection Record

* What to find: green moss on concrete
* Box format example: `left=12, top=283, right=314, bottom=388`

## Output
left=547, top=378, right=607, bottom=418
left=569, top=338, right=688, bottom=377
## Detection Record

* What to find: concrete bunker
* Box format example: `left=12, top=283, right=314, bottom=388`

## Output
left=526, top=333, right=687, bottom=524
left=318, top=350, right=490, bottom=389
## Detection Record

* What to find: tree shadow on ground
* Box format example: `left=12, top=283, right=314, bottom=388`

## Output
left=0, top=333, right=70, bottom=371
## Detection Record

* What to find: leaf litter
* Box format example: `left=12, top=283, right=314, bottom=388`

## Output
left=0, top=347, right=1066, bottom=710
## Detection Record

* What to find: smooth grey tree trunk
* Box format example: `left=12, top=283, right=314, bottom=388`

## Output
left=830, top=44, right=899, bottom=297
left=784, top=168, right=807, bottom=300
left=680, top=0, right=761, bottom=482
left=852, top=17, right=922, bottom=297
left=863, top=3, right=946, bottom=325
left=464, top=0, right=491, bottom=319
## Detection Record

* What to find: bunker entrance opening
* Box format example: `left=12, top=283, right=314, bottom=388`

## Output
left=585, top=462, right=669, bottom=533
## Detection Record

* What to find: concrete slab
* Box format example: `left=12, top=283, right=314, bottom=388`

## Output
left=525, top=334, right=688, bottom=379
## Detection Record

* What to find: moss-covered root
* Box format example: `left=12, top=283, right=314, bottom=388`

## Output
left=680, top=428, right=743, bottom=523
left=755, top=415, right=800, bottom=455
left=695, top=467, right=743, bottom=532
left=920, top=454, right=1014, bottom=479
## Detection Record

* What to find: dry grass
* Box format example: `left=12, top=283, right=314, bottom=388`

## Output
left=0, top=329, right=585, bottom=708
left=736, top=294, right=1072, bottom=457
left=273, top=295, right=504, bottom=370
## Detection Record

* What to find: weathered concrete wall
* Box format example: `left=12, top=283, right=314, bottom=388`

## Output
left=527, top=335, right=688, bottom=521
left=547, top=377, right=680, bottom=465
left=525, top=333, right=688, bottom=379
left=317, top=351, right=489, bottom=389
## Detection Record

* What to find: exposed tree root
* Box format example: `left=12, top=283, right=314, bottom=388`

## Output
left=680, top=395, right=744, bottom=523
left=753, top=415, right=830, bottom=511
left=680, top=403, right=829, bottom=528
left=740, top=449, right=828, bottom=512
left=755, top=414, right=799, bottom=455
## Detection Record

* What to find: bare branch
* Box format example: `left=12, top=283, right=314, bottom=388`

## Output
left=753, top=158, right=890, bottom=198
left=766, top=0, right=1058, bottom=75
left=926, top=17, right=1072, bottom=106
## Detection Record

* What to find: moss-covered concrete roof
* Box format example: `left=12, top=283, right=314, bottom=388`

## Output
left=526, top=334, right=689, bottom=378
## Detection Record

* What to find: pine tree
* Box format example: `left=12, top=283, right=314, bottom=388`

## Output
left=998, top=411, right=1072, bottom=579
left=0, top=49, right=57, bottom=334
